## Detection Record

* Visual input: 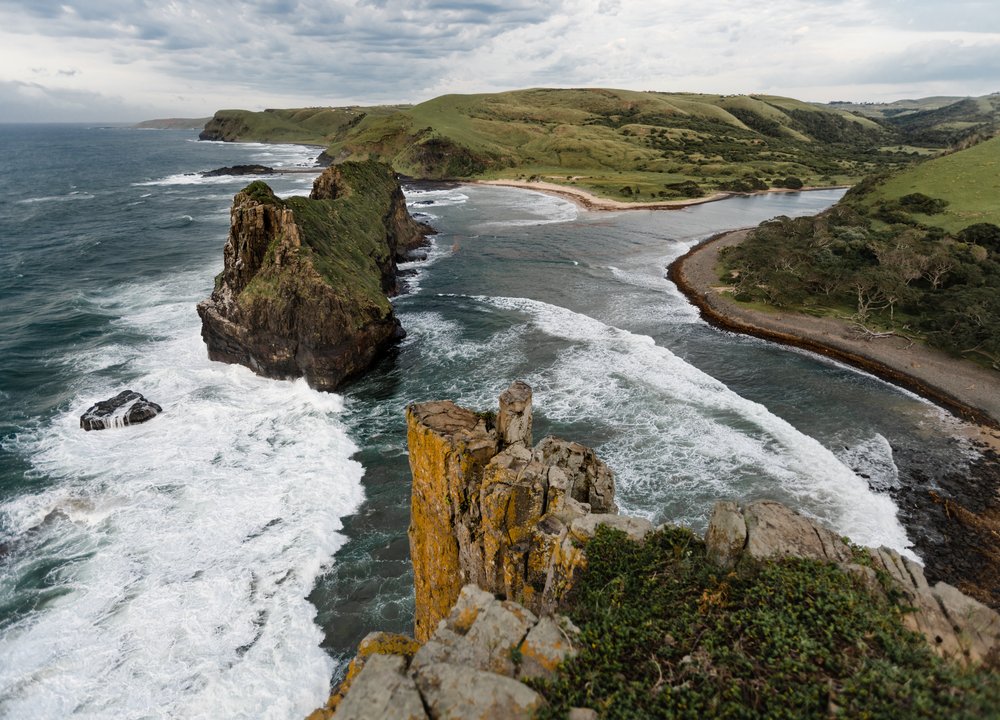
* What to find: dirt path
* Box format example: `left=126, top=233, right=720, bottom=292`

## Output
left=668, top=229, right=1000, bottom=430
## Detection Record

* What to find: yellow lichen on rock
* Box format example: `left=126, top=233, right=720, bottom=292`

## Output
left=406, top=401, right=497, bottom=641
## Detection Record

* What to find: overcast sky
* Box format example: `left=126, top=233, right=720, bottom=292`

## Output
left=1, top=0, right=998, bottom=122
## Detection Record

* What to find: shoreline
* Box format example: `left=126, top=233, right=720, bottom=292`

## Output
left=475, top=178, right=849, bottom=212
left=667, top=228, right=1000, bottom=432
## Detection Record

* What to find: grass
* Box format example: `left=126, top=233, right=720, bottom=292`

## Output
left=233, top=162, right=399, bottom=321
left=201, top=88, right=921, bottom=200
left=857, top=135, right=1000, bottom=233
left=532, top=526, right=1000, bottom=719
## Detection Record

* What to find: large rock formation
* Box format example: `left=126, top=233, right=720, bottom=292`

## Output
left=407, top=382, right=625, bottom=642
left=197, top=160, right=430, bottom=391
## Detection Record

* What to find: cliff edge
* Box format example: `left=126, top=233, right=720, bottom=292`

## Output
left=196, top=160, right=430, bottom=391
left=311, top=382, right=1000, bottom=719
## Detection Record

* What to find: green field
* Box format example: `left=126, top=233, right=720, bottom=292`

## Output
left=857, top=135, right=1000, bottom=233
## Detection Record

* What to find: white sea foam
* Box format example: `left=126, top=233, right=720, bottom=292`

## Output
left=835, top=434, right=899, bottom=492
left=404, top=188, right=470, bottom=208
left=472, top=187, right=578, bottom=228
left=474, top=295, right=914, bottom=557
left=0, top=269, right=364, bottom=719
left=16, top=192, right=95, bottom=204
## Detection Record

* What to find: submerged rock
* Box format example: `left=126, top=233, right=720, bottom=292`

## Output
left=80, top=390, right=162, bottom=431
left=196, top=161, right=431, bottom=391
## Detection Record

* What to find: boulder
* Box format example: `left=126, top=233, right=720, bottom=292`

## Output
left=704, top=500, right=747, bottom=569
left=743, top=500, right=853, bottom=564
left=80, top=390, right=161, bottom=431
left=414, top=663, right=545, bottom=720
left=333, top=654, right=427, bottom=720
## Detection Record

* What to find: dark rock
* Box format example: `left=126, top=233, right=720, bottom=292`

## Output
left=201, top=164, right=274, bottom=177
left=196, top=161, right=432, bottom=391
left=80, top=390, right=162, bottom=431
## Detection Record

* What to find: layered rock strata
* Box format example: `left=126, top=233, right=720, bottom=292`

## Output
left=197, top=160, right=430, bottom=391
left=407, top=382, right=623, bottom=642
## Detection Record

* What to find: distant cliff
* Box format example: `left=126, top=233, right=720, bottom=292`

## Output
left=197, top=160, right=430, bottom=391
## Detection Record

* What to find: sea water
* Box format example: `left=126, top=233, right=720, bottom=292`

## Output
left=0, top=127, right=979, bottom=718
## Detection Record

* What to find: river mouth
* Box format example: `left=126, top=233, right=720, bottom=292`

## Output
left=311, top=182, right=997, bottom=674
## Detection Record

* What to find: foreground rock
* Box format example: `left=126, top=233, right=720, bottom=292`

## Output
left=197, top=160, right=430, bottom=391
left=706, top=499, right=1000, bottom=666
left=310, top=585, right=576, bottom=720
left=80, top=390, right=162, bottom=430
left=201, top=164, right=274, bottom=177
left=407, top=382, right=622, bottom=641
left=317, top=384, right=1000, bottom=717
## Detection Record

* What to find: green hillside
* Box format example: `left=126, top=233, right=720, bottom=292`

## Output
left=199, top=105, right=410, bottom=145
left=720, top=135, right=1000, bottom=367
left=857, top=135, right=1000, bottom=233
left=202, top=88, right=919, bottom=200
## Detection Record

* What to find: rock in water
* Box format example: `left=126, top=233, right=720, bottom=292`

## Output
left=80, top=390, right=162, bottom=431
left=201, top=164, right=274, bottom=177
left=196, top=160, right=431, bottom=391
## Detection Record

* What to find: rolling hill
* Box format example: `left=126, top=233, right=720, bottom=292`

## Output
left=200, top=88, right=916, bottom=200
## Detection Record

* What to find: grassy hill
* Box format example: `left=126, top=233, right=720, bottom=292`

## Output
left=199, top=105, right=410, bottom=145
left=823, top=94, right=1000, bottom=149
left=856, top=135, right=1000, bottom=233
left=202, top=88, right=920, bottom=200
left=719, top=135, right=1000, bottom=367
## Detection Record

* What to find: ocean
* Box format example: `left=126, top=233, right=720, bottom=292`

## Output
left=0, top=126, right=982, bottom=718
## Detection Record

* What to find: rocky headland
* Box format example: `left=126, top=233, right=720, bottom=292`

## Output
left=311, top=383, right=1000, bottom=719
left=197, top=160, right=431, bottom=391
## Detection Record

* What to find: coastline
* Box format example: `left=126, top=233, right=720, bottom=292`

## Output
left=475, top=178, right=849, bottom=212
left=668, top=228, right=1000, bottom=432
left=669, top=229, right=1000, bottom=609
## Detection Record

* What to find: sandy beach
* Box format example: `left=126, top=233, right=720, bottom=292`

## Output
left=476, top=179, right=850, bottom=212
left=668, top=228, right=1000, bottom=432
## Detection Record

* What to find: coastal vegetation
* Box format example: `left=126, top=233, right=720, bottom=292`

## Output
left=200, top=88, right=944, bottom=200
left=719, top=136, right=1000, bottom=368
left=534, top=525, right=1000, bottom=719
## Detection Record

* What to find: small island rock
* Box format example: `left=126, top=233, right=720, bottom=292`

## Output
left=80, top=390, right=162, bottom=431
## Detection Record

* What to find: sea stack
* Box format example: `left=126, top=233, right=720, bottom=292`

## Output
left=197, top=160, right=430, bottom=391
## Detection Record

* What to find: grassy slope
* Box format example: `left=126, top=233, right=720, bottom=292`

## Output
left=204, top=88, right=916, bottom=200
left=237, top=162, right=399, bottom=317
left=859, top=135, right=1000, bottom=233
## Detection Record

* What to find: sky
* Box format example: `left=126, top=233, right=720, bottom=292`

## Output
left=1, top=0, right=998, bottom=122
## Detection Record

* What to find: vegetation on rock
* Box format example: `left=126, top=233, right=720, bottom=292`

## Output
left=533, top=525, right=1000, bottom=719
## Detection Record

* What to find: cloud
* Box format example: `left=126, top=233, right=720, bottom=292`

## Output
left=0, top=0, right=997, bottom=121
left=0, top=80, right=154, bottom=122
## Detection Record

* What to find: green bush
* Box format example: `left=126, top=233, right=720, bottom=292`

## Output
left=532, top=526, right=1000, bottom=719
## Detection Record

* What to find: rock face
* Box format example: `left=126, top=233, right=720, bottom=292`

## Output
left=313, top=584, right=575, bottom=720
left=705, top=499, right=1000, bottom=666
left=407, top=382, right=621, bottom=642
left=80, top=390, right=162, bottom=431
left=196, top=160, right=430, bottom=391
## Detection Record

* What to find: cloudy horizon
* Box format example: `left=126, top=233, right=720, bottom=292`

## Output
left=1, top=0, right=998, bottom=122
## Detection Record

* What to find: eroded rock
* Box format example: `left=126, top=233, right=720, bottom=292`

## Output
left=414, top=663, right=545, bottom=720
left=80, top=390, right=162, bottom=431
left=333, top=654, right=427, bottom=720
